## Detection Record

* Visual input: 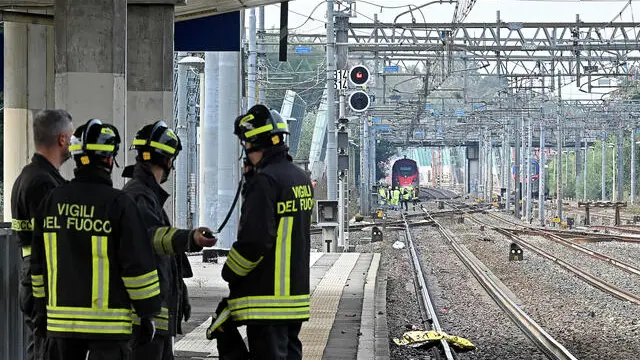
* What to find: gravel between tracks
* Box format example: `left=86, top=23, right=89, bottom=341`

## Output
left=452, top=212, right=640, bottom=359
left=411, top=222, right=546, bottom=359
left=580, top=240, right=640, bottom=269
left=522, top=233, right=640, bottom=297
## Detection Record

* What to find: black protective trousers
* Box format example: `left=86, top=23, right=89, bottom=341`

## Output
left=20, top=256, right=56, bottom=360
left=130, top=329, right=173, bottom=360
left=246, top=323, right=302, bottom=360
left=54, top=338, right=129, bottom=360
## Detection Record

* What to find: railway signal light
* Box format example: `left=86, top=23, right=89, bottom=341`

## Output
left=349, top=90, right=370, bottom=112
left=349, top=65, right=370, bottom=86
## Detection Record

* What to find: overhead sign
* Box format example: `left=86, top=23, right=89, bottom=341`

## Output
left=384, top=65, right=399, bottom=73
left=455, top=109, right=465, bottom=116
left=371, top=116, right=381, bottom=123
left=295, top=46, right=311, bottom=54
left=424, top=104, right=432, bottom=110
left=374, top=125, right=391, bottom=132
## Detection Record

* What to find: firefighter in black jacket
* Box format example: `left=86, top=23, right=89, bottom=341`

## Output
left=31, top=119, right=161, bottom=360
left=122, top=120, right=217, bottom=360
left=11, top=109, right=73, bottom=360
left=221, top=104, right=313, bottom=359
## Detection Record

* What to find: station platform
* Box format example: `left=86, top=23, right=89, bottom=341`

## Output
left=175, top=251, right=389, bottom=359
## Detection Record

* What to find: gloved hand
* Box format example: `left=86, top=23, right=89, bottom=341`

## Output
left=137, top=317, right=156, bottom=345
left=193, top=227, right=217, bottom=247
left=182, top=286, right=192, bottom=322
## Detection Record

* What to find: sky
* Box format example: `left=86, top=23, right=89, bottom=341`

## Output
left=249, top=0, right=640, bottom=101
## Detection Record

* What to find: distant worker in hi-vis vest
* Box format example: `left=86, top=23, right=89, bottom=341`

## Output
left=11, top=109, right=73, bottom=360
left=31, top=119, right=161, bottom=360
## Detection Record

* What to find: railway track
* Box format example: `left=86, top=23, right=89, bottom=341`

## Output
left=464, top=211, right=640, bottom=306
left=418, top=206, right=578, bottom=360
left=401, top=212, right=455, bottom=360
left=482, top=212, right=640, bottom=277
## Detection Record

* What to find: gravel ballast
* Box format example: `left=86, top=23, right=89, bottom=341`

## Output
left=450, top=212, right=640, bottom=359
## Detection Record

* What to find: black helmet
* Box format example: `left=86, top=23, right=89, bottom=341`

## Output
left=130, top=120, right=182, bottom=161
left=234, top=104, right=289, bottom=148
left=70, top=119, right=120, bottom=167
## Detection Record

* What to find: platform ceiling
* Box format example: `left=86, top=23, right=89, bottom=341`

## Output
left=0, top=0, right=290, bottom=21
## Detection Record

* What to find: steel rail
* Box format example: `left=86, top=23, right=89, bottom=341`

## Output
left=420, top=206, right=578, bottom=360
left=401, top=212, right=455, bottom=360
left=483, top=212, right=640, bottom=277
left=465, top=213, right=640, bottom=305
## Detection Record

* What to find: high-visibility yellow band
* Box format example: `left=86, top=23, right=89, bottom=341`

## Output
left=230, top=307, right=310, bottom=322
left=132, top=306, right=169, bottom=330
left=153, top=227, right=177, bottom=255
left=69, top=143, right=115, bottom=152
left=132, top=139, right=176, bottom=155
left=125, top=281, right=160, bottom=301
left=274, top=216, right=293, bottom=296
left=122, top=270, right=159, bottom=288
left=228, top=294, right=310, bottom=310
left=21, top=246, right=32, bottom=257
left=12, top=219, right=33, bottom=232
left=47, top=319, right=132, bottom=335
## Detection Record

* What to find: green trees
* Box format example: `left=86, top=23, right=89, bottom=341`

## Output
left=545, top=135, right=639, bottom=202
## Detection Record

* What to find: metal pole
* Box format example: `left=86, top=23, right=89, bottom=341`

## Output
left=325, top=0, right=337, bottom=200
left=360, top=115, right=368, bottom=215
left=617, top=126, right=624, bottom=202
left=539, top=122, right=545, bottom=226
left=602, top=133, right=607, bottom=201
left=488, top=136, right=494, bottom=200
left=515, top=110, right=521, bottom=218
left=506, top=128, right=511, bottom=213
left=526, top=116, right=533, bottom=221
left=186, top=66, right=199, bottom=228
left=258, top=6, right=266, bottom=104
left=199, top=52, right=219, bottom=228
left=248, top=8, right=257, bottom=108
left=632, top=128, right=636, bottom=204
left=175, top=59, right=189, bottom=229
left=338, top=93, right=346, bottom=248
left=556, top=73, right=563, bottom=220
left=583, top=138, right=588, bottom=201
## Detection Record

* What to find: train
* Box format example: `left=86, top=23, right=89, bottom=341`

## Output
left=391, top=157, right=420, bottom=192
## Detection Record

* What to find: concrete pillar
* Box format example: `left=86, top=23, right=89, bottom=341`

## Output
left=126, top=4, right=174, bottom=165
left=127, top=3, right=174, bottom=217
left=55, top=0, right=127, bottom=187
left=3, top=22, right=54, bottom=221
left=216, top=52, right=242, bottom=250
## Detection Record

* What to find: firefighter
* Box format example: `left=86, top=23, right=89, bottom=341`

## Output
left=30, top=119, right=161, bottom=359
left=122, top=120, right=217, bottom=360
left=401, top=187, right=411, bottom=211
left=216, top=104, right=313, bottom=360
left=11, top=109, right=73, bottom=360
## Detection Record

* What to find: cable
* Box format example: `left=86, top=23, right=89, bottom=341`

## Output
left=288, top=1, right=327, bottom=30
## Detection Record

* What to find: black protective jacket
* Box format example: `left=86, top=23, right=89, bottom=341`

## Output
left=222, top=146, right=313, bottom=325
left=11, top=154, right=66, bottom=250
left=31, top=166, right=161, bottom=340
left=122, top=163, right=200, bottom=336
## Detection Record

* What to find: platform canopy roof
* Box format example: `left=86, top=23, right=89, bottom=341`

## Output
left=0, top=0, right=291, bottom=21
left=176, top=0, right=290, bottom=21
